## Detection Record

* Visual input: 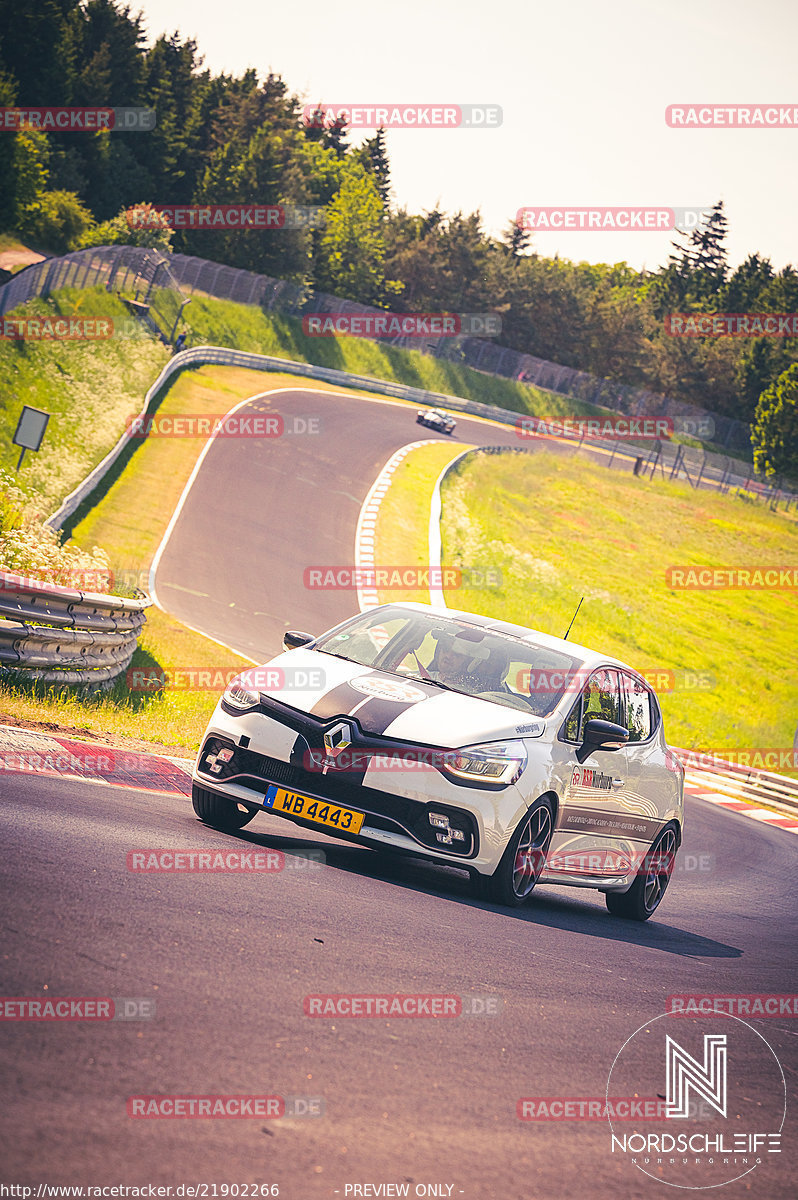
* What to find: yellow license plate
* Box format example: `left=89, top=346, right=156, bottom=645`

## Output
left=264, top=785, right=364, bottom=835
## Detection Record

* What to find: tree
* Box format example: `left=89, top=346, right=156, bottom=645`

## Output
left=326, top=114, right=349, bottom=156
left=502, top=218, right=530, bottom=259
left=751, top=363, right=798, bottom=481
left=316, top=165, right=385, bottom=303
left=665, top=200, right=728, bottom=303
left=356, top=128, right=390, bottom=209
left=18, top=188, right=94, bottom=252
left=0, top=69, right=17, bottom=225
left=8, top=128, right=51, bottom=231
left=0, top=0, right=81, bottom=105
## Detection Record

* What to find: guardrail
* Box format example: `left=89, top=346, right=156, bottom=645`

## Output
left=1, top=244, right=752, bottom=453
left=48, top=343, right=793, bottom=533
left=45, top=344, right=525, bottom=530
left=679, top=754, right=798, bottom=815
left=0, top=573, right=150, bottom=686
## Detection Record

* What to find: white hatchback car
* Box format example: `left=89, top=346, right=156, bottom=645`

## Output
left=192, top=603, right=684, bottom=920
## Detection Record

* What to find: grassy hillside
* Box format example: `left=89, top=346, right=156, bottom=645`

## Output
left=440, top=449, right=798, bottom=753
left=0, top=288, right=169, bottom=513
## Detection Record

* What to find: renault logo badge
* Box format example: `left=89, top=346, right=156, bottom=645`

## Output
left=323, top=721, right=353, bottom=757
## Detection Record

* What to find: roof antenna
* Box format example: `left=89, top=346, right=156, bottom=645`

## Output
left=563, top=597, right=584, bottom=641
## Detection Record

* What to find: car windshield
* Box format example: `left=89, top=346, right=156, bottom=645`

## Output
left=314, top=606, right=582, bottom=716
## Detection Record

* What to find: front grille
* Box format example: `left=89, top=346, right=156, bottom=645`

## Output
left=197, top=734, right=478, bottom=857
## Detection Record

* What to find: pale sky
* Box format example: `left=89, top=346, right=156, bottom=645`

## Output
left=134, top=0, right=798, bottom=274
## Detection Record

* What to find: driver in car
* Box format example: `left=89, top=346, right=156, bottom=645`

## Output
left=426, top=634, right=490, bottom=692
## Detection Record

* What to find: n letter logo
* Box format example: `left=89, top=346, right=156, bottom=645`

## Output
left=666, top=1034, right=727, bottom=1119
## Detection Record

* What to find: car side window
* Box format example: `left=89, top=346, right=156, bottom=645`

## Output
left=563, top=668, right=622, bottom=742
left=621, top=672, right=653, bottom=742
left=581, top=668, right=621, bottom=737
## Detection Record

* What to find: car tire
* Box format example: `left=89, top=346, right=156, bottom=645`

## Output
left=605, top=823, right=678, bottom=921
left=192, top=783, right=257, bottom=832
left=476, top=796, right=554, bottom=907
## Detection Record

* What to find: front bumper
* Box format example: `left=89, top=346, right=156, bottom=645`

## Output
left=191, top=703, right=532, bottom=874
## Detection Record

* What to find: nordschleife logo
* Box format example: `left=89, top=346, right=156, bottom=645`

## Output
left=606, top=1013, right=786, bottom=1189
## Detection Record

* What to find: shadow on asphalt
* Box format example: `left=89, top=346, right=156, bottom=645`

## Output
left=204, top=817, right=743, bottom=961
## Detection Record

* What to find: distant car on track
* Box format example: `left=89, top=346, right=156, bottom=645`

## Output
left=416, top=408, right=456, bottom=434
left=192, top=603, right=684, bottom=920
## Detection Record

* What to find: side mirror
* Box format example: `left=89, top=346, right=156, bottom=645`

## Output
left=283, top=630, right=315, bottom=651
left=576, top=718, right=629, bottom=764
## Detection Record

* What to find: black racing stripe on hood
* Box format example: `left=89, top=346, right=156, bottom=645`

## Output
left=310, top=677, right=439, bottom=735
left=310, top=680, right=378, bottom=721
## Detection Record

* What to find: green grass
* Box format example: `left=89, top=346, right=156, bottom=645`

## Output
left=439, top=450, right=798, bottom=754
left=0, top=365, right=389, bottom=753
left=369, top=439, right=798, bottom=760
left=0, top=233, right=40, bottom=256
left=0, top=284, right=631, bottom=524
left=372, top=442, right=468, bottom=605
left=182, top=293, right=620, bottom=423
left=0, top=288, right=169, bottom=513
left=0, top=281, right=772, bottom=754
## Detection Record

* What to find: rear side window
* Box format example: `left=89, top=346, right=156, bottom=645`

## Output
left=621, top=672, right=654, bottom=742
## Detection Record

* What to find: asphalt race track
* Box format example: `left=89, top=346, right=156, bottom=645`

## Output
left=1, top=386, right=796, bottom=1197
left=1, top=772, right=796, bottom=1197
left=153, top=388, right=552, bottom=659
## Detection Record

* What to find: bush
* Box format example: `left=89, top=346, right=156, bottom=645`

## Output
left=751, top=362, right=798, bottom=482
left=0, top=522, right=112, bottom=590
left=0, top=470, right=112, bottom=590
left=18, top=189, right=94, bottom=254
left=0, top=468, right=28, bottom=535
left=78, top=202, right=174, bottom=254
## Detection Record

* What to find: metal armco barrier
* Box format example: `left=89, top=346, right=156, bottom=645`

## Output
left=44, top=344, right=521, bottom=531
left=0, top=245, right=750, bottom=453
left=679, top=755, right=798, bottom=816
left=49, top=342, right=790, bottom=534
left=0, top=573, right=150, bottom=686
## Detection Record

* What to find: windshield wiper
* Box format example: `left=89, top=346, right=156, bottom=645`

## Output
left=404, top=674, right=462, bottom=694
left=314, top=649, right=359, bottom=663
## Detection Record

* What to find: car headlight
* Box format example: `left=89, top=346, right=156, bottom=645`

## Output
left=441, top=739, right=527, bottom=786
left=222, top=676, right=260, bottom=712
